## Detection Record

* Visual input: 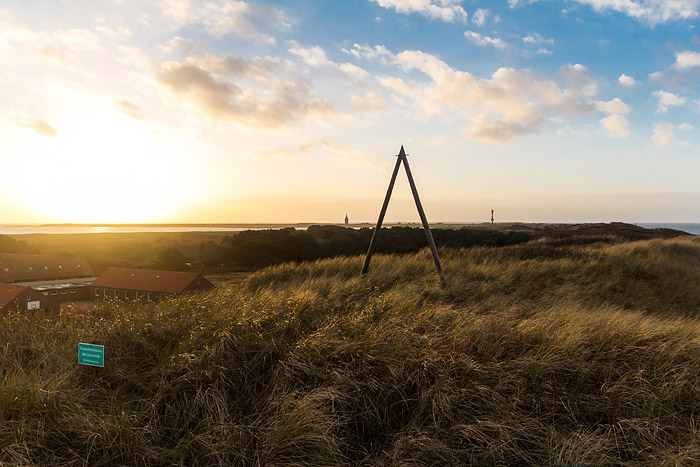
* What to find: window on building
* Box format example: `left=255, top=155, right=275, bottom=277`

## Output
left=51, top=291, right=58, bottom=296
left=135, top=291, right=140, bottom=300
left=27, top=296, right=31, bottom=301
left=114, top=290, right=119, bottom=298
left=70, top=289, right=76, bottom=294
left=103, top=289, right=107, bottom=298
left=147, top=292, right=152, bottom=302
left=60, top=290, right=67, bottom=295
left=95, top=288, right=100, bottom=297
left=124, top=291, right=130, bottom=300
left=42, top=292, right=48, bottom=296
left=159, top=294, right=163, bottom=301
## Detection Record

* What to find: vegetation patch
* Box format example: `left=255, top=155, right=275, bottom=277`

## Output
left=3, top=236, right=700, bottom=465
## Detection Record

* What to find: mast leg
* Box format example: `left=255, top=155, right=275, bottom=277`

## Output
left=399, top=148, right=448, bottom=288
left=361, top=152, right=403, bottom=275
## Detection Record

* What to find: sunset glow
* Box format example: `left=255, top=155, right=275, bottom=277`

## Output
left=2, top=1, right=700, bottom=223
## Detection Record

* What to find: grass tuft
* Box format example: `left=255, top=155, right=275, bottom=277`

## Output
left=3, top=236, right=700, bottom=464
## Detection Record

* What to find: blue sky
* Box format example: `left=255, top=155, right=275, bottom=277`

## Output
left=1, top=0, right=700, bottom=223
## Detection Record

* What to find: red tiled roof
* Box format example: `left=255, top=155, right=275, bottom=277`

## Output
left=0, top=283, right=29, bottom=309
left=0, top=254, right=93, bottom=282
left=91, top=268, right=213, bottom=294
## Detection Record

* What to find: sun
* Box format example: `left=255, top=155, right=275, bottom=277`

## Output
left=9, top=110, right=195, bottom=223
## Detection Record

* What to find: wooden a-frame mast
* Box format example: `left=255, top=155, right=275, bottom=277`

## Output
left=361, top=145, right=448, bottom=288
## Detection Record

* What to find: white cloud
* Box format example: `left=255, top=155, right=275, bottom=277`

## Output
left=511, top=0, right=700, bottom=25
left=652, top=90, right=686, bottom=113
left=371, top=50, right=599, bottom=143
left=472, top=8, right=489, bottom=26
left=22, top=120, right=59, bottom=137
left=618, top=74, right=637, bottom=87
left=600, top=114, right=629, bottom=138
left=464, top=31, right=508, bottom=49
left=157, top=0, right=287, bottom=44
left=674, top=51, right=700, bottom=69
left=115, top=99, right=146, bottom=120
left=0, top=17, right=103, bottom=69
left=343, top=43, right=393, bottom=64
left=523, top=33, right=554, bottom=45
left=678, top=122, right=694, bottom=131
left=351, top=91, right=387, bottom=112
left=560, top=63, right=598, bottom=97
left=537, top=48, right=553, bottom=55
left=54, top=28, right=103, bottom=52
left=117, top=45, right=155, bottom=70
left=370, top=0, right=468, bottom=22
left=580, top=0, right=700, bottom=24
left=156, top=55, right=335, bottom=128
left=652, top=121, right=675, bottom=147
left=509, top=0, right=537, bottom=7
left=595, top=97, right=630, bottom=114
left=289, top=42, right=369, bottom=80
left=95, top=25, right=132, bottom=38
left=649, top=71, right=665, bottom=83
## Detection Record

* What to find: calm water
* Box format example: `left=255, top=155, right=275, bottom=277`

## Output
left=639, top=224, right=700, bottom=235
left=1, top=224, right=698, bottom=236
left=0, top=226, right=259, bottom=235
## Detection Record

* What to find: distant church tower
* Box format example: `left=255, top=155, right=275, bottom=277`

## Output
left=491, top=210, right=494, bottom=224
left=345, top=214, right=349, bottom=226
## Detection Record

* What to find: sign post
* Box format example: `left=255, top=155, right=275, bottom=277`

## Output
left=78, top=343, right=104, bottom=367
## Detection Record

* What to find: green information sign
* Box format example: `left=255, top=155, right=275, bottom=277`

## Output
left=78, top=343, right=104, bottom=367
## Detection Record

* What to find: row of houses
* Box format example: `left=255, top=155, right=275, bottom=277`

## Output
left=0, top=254, right=214, bottom=313
left=90, top=268, right=214, bottom=304
left=0, top=253, right=93, bottom=282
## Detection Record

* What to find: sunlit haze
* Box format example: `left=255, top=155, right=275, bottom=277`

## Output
left=2, top=0, right=700, bottom=224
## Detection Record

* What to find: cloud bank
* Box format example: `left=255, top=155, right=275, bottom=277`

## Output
left=370, top=0, right=468, bottom=22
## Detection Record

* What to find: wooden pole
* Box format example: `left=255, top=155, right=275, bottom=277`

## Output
left=399, top=147, right=448, bottom=288
left=361, top=152, right=403, bottom=275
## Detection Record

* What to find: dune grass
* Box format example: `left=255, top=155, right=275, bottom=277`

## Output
left=3, top=235, right=700, bottom=465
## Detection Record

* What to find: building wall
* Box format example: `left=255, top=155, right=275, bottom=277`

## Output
left=38, top=285, right=90, bottom=304
left=90, top=286, right=176, bottom=304
left=0, top=288, right=61, bottom=313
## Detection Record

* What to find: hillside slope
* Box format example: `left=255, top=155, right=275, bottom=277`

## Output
left=3, top=236, right=700, bottom=465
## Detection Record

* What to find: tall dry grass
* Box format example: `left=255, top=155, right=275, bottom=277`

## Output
left=3, top=236, right=700, bottom=465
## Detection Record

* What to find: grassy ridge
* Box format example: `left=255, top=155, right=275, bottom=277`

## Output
left=3, top=236, right=700, bottom=465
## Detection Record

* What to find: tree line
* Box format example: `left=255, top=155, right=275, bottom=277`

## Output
left=198, top=226, right=531, bottom=269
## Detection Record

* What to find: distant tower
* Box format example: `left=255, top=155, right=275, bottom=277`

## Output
left=345, top=214, right=349, bottom=226
left=491, top=210, right=494, bottom=224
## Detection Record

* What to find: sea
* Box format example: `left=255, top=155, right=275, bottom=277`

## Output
left=0, top=223, right=699, bottom=235
left=0, top=226, right=259, bottom=235
left=638, top=224, right=700, bottom=235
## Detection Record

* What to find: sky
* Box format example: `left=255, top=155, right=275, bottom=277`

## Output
left=2, top=0, right=700, bottom=224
